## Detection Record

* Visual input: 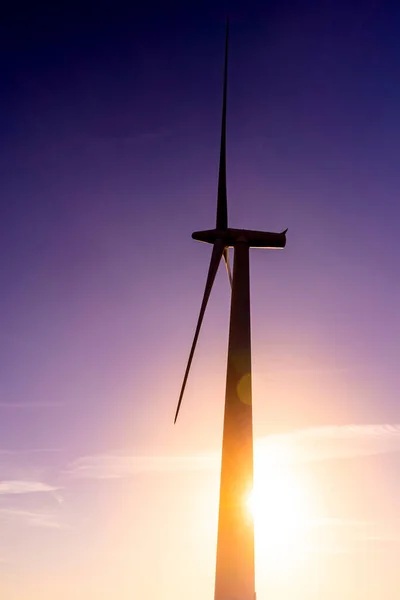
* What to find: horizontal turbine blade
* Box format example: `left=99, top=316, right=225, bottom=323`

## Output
left=223, top=246, right=232, bottom=288
left=174, top=239, right=225, bottom=423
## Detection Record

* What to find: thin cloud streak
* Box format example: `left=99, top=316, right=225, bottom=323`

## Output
left=0, top=481, right=59, bottom=495
left=68, top=454, right=217, bottom=479
left=0, top=402, right=63, bottom=409
left=68, top=424, right=400, bottom=480
left=256, top=424, right=400, bottom=465
left=0, top=448, right=62, bottom=455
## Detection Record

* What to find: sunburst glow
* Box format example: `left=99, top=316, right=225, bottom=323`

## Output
left=247, top=440, right=318, bottom=571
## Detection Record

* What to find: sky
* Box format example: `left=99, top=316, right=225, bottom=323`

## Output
left=1, top=0, right=400, bottom=598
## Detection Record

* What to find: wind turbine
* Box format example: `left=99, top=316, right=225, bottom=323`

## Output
left=174, top=19, right=287, bottom=600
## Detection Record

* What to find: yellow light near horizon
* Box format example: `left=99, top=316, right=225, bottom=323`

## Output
left=247, top=442, right=317, bottom=572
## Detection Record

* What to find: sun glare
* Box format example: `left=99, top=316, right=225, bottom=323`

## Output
left=247, top=441, right=317, bottom=571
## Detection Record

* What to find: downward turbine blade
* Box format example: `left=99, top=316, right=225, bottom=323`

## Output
left=216, top=19, right=229, bottom=231
left=223, top=247, right=232, bottom=288
left=174, top=240, right=225, bottom=423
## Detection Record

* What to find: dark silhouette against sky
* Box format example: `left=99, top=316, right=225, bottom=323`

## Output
left=1, top=2, right=400, bottom=599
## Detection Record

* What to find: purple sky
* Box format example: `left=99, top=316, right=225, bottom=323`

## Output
left=1, top=2, right=400, bottom=598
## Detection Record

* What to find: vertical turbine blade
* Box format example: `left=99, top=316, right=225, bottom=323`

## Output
left=216, top=18, right=229, bottom=231
left=174, top=240, right=225, bottom=423
left=223, top=247, right=232, bottom=288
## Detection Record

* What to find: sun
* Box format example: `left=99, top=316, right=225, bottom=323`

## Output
left=246, top=440, right=317, bottom=571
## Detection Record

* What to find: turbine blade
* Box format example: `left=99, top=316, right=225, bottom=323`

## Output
left=174, top=240, right=225, bottom=423
left=223, top=247, right=232, bottom=288
left=216, top=18, right=229, bottom=231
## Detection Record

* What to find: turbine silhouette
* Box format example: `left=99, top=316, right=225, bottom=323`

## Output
left=174, top=19, right=287, bottom=600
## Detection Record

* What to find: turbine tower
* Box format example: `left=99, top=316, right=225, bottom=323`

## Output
left=174, top=19, right=287, bottom=600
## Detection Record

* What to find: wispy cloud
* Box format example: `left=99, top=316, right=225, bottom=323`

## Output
left=0, top=481, right=59, bottom=495
left=0, top=402, right=62, bottom=409
left=0, top=448, right=62, bottom=455
left=68, top=453, right=217, bottom=480
left=256, top=424, right=400, bottom=465
left=68, top=424, right=400, bottom=480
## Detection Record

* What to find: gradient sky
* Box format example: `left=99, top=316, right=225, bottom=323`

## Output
left=1, top=1, right=400, bottom=598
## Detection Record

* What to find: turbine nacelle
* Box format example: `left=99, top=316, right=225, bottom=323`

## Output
left=192, top=227, right=287, bottom=249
